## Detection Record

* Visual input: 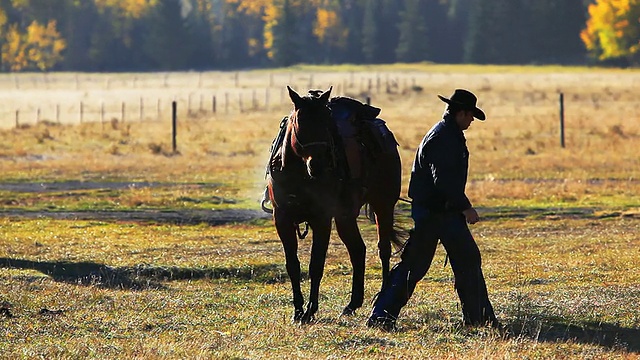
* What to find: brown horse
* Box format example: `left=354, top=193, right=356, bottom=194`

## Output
left=264, top=86, right=403, bottom=323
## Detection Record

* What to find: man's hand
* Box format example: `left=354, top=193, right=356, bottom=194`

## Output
left=463, top=207, right=480, bottom=224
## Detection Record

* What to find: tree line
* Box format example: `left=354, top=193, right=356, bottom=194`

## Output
left=0, top=0, right=637, bottom=72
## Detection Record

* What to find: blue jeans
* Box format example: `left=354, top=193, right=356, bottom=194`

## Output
left=371, top=207, right=497, bottom=326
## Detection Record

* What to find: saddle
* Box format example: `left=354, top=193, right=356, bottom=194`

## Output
left=328, top=96, right=398, bottom=181
left=266, top=96, right=398, bottom=186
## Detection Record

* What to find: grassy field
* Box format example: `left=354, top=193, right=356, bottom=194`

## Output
left=1, top=64, right=639, bottom=359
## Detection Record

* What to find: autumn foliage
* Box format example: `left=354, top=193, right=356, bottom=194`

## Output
left=0, top=0, right=637, bottom=70
left=2, top=20, right=65, bottom=71
left=581, top=0, right=640, bottom=64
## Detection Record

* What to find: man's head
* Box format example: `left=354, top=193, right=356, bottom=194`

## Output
left=438, top=89, right=485, bottom=131
left=452, top=108, right=475, bottom=130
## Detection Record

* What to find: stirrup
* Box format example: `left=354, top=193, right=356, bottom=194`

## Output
left=261, top=188, right=273, bottom=214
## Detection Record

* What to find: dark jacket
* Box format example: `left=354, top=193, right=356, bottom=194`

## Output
left=408, top=116, right=472, bottom=214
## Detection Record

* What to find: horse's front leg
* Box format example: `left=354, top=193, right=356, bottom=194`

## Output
left=300, top=217, right=332, bottom=324
left=335, top=215, right=366, bottom=316
left=274, top=209, right=304, bottom=322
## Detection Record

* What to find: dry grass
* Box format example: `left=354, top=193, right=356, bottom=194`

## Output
left=1, top=217, right=638, bottom=359
left=1, top=65, right=640, bottom=359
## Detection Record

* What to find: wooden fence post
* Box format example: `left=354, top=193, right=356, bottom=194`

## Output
left=172, top=101, right=177, bottom=153
left=252, top=90, right=257, bottom=110
left=559, top=92, right=565, bottom=148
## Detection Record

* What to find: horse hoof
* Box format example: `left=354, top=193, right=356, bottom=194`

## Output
left=292, top=309, right=304, bottom=323
left=300, top=312, right=315, bottom=324
left=341, top=306, right=356, bottom=316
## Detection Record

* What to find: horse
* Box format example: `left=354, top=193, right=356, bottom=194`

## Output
left=263, top=86, right=404, bottom=323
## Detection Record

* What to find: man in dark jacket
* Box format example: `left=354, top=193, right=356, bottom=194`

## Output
left=367, top=89, right=499, bottom=331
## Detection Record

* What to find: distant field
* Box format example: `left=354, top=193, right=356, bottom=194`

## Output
left=1, top=64, right=639, bottom=359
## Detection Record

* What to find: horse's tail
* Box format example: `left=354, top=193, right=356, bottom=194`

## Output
left=391, top=223, right=409, bottom=255
left=390, top=197, right=412, bottom=254
left=362, top=201, right=409, bottom=254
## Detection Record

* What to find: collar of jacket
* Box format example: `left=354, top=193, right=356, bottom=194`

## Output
left=443, top=115, right=466, bottom=140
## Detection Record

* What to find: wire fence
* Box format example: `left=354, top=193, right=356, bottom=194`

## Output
left=1, top=71, right=638, bottom=149
left=0, top=71, right=423, bottom=129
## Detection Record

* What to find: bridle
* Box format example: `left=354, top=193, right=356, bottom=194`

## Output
left=288, top=106, right=338, bottom=174
left=289, top=107, right=334, bottom=152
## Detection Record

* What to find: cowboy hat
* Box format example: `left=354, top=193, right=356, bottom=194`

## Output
left=437, top=89, right=486, bottom=120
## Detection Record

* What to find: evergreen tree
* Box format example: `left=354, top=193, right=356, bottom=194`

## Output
left=377, top=0, right=401, bottom=63
left=464, top=0, right=527, bottom=64
left=396, top=0, right=428, bottom=62
left=425, top=0, right=461, bottom=63
left=60, top=1, right=99, bottom=71
left=217, top=2, right=252, bottom=68
left=143, top=0, right=194, bottom=70
left=529, top=0, right=586, bottom=64
left=269, top=0, right=298, bottom=67
left=187, top=0, right=216, bottom=69
left=361, top=0, right=379, bottom=63
left=295, top=0, right=323, bottom=64
left=342, top=0, right=365, bottom=63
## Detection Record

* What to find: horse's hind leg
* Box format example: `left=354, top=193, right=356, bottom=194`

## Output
left=274, top=210, right=304, bottom=322
left=334, top=216, right=366, bottom=315
left=370, top=203, right=395, bottom=290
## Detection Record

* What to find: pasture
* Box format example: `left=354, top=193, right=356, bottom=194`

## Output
left=1, top=64, right=639, bottom=359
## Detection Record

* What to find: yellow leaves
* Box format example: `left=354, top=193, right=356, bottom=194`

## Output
left=581, top=0, right=640, bottom=61
left=1, top=20, right=66, bottom=71
left=313, top=8, right=347, bottom=48
left=226, top=0, right=271, bottom=16
left=262, top=4, right=278, bottom=59
left=313, top=9, right=337, bottom=42
left=3, top=24, right=27, bottom=71
left=248, top=37, right=261, bottom=57
left=0, top=8, right=7, bottom=28
left=94, top=0, right=157, bottom=18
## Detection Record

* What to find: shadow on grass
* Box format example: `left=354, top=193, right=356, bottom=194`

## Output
left=0, top=258, right=290, bottom=290
left=506, top=316, right=640, bottom=353
left=0, top=208, right=271, bottom=226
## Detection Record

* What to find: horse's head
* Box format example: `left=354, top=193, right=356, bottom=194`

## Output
left=285, top=86, right=335, bottom=178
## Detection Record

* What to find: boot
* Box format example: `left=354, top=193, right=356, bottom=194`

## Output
left=367, top=263, right=410, bottom=330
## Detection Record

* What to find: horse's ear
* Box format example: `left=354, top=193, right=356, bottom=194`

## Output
left=287, top=86, right=303, bottom=108
left=319, top=86, right=332, bottom=103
